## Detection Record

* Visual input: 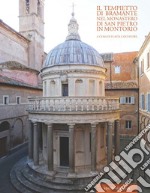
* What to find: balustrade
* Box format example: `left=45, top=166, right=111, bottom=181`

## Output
left=28, top=97, right=119, bottom=112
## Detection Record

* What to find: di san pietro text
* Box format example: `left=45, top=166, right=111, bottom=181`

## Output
left=97, top=6, right=138, bottom=32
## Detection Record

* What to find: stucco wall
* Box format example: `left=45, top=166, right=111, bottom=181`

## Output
left=106, top=89, right=139, bottom=136
left=0, top=22, right=29, bottom=66
left=0, top=85, right=42, bottom=156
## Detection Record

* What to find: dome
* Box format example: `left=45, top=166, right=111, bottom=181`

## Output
left=43, top=12, right=104, bottom=68
left=44, top=40, right=104, bottom=67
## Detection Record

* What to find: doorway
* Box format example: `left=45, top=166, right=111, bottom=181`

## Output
left=0, top=137, right=7, bottom=157
left=60, top=137, right=69, bottom=166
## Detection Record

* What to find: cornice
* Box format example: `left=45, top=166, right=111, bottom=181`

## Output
left=41, top=69, right=106, bottom=78
left=105, top=81, right=138, bottom=89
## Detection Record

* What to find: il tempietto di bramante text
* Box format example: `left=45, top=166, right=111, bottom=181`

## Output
left=97, top=6, right=138, bottom=32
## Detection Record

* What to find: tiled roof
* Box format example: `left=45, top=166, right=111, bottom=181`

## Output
left=0, top=61, right=39, bottom=73
left=100, top=53, right=113, bottom=62
left=0, top=19, right=30, bottom=43
left=0, top=75, right=42, bottom=90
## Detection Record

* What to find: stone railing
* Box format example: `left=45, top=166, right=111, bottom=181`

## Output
left=27, top=97, right=119, bottom=113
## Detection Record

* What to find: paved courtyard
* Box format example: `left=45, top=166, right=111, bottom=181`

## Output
left=0, top=145, right=27, bottom=193
left=0, top=144, right=150, bottom=193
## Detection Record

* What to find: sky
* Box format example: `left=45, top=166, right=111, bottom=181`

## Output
left=0, top=0, right=150, bottom=54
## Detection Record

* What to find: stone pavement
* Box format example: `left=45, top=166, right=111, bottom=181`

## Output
left=0, top=144, right=28, bottom=193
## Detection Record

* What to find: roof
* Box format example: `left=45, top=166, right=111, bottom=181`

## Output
left=0, top=19, right=30, bottom=43
left=0, top=74, right=42, bottom=90
left=43, top=13, right=104, bottom=68
left=0, top=61, right=39, bottom=73
left=100, top=53, right=113, bottom=62
left=44, top=40, right=104, bottom=68
left=138, top=32, right=150, bottom=57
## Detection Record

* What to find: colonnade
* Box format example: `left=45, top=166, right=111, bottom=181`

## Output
left=28, top=120, right=120, bottom=172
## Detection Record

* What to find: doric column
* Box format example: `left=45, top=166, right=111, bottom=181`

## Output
left=91, top=123, right=97, bottom=171
left=68, top=124, right=75, bottom=173
left=114, top=120, right=120, bottom=156
left=33, top=122, right=39, bottom=165
left=47, top=123, right=53, bottom=171
left=28, top=120, right=33, bottom=159
left=42, top=123, right=47, bottom=160
left=107, top=121, right=113, bottom=164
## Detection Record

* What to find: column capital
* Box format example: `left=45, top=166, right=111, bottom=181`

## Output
left=33, top=122, right=38, bottom=126
left=68, top=123, right=75, bottom=129
left=108, top=121, right=114, bottom=126
left=45, top=122, right=53, bottom=128
left=115, top=120, right=120, bottom=128
left=91, top=123, right=98, bottom=128
left=30, top=119, right=38, bottom=125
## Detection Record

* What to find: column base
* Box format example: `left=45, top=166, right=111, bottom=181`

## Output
left=47, top=170, right=56, bottom=176
left=90, top=171, right=98, bottom=175
left=67, top=172, right=76, bottom=178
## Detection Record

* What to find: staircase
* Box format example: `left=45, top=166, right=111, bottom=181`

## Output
left=10, top=157, right=95, bottom=193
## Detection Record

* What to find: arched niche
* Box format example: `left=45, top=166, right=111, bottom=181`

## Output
left=75, top=79, right=83, bottom=96
left=99, top=81, right=103, bottom=96
left=12, top=119, right=23, bottom=147
left=89, top=79, right=95, bottom=96
left=50, top=80, right=56, bottom=96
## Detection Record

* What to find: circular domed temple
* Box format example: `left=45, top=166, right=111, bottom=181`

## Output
left=11, top=11, right=120, bottom=193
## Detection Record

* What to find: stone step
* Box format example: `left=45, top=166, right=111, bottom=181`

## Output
left=11, top=157, right=93, bottom=193
left=10, top=161, right=34, bottom=193
left=22, top=165, right=85, bottom=192
left=27, top=165, right=74, bottom=185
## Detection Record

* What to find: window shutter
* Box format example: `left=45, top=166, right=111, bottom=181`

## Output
left=142, top=94, right=145, bottom=110
left=131, top=96, right=135, bottom=104
left=140, top=95, right=142, bottom=109
left=146, top=94, right=148, bottom=111
left=148, top=94, right=150, bottom=112
left=120, top=97, right=125, bottom=104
